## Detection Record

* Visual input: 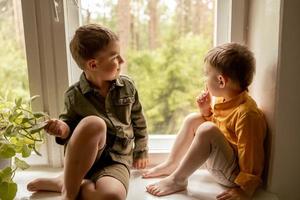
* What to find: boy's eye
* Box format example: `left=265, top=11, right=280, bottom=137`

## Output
left=110, top=55, right=118, bottom=60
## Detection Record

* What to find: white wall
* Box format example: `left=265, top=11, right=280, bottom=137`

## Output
left=247, top=0, right=300, bottom=199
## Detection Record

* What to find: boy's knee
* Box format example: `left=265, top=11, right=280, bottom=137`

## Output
left=75, top=116, right=106, bottom=142
left=184, top=112, right=203, bottom=125
left=195, top=121, right=218, bottom=139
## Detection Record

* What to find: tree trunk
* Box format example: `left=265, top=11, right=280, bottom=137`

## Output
left=117, top=0, right=131, bottom=73
left=148, top=0, right=158, bottom=49
left=12, top=0, right=25, bottom=51
left=176, top=0, right=192, bottom=35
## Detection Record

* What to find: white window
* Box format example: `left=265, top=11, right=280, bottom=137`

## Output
left=19, top=0, right=246, bottom=167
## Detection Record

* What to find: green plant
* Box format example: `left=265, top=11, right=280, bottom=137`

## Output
left=0, top=96, right=47, bottom=200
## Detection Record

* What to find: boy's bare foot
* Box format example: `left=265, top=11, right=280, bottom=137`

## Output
left=27, top=177, right=63, bottom=192
left=142, top=162, right=177, bottom=178
left=146, top=175, right=187, bottom=196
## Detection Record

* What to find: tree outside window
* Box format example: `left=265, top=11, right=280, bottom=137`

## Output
left=0, top=0, right=29, bottom=101
left=79, top=0, right=214, bottom=135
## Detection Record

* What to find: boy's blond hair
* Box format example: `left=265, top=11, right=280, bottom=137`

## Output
left=70, top=24, right=119, bottom=69
left=204, top=43, right=255, bottom=91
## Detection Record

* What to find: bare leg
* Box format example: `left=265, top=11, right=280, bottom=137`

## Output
left=27, top=174, right=63, bottom=192
left=146, top=122, right=220, bottom=196
left=143, top=113, right=205, bottom=178
left=62, top=116, right=106, bottom=200
left=79, top=176, right=126, bottom=200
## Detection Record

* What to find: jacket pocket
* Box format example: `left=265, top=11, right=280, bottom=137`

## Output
left=114, top=96, right=135, bottom=105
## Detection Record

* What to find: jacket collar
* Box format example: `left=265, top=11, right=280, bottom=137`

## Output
left=79, top=73, right=124, bottom=94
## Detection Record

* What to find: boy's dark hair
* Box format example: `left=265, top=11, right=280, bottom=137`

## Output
left=204, top=43, right=255, bottom=91
left=70, top=24, right=119, bottom=69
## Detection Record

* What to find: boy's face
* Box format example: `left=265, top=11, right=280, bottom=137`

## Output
left=203, top=62, right=224, bottom=97
left=86, top=41, right=124, bottom=81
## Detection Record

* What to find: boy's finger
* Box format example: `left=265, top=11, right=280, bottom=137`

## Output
left=44, top=119, right=55, bottom=129
left=133, top=162, right=137, bottom=169
left=137, top=161, right=142, bottom=169
left=141, top=161, right=146, bottom=169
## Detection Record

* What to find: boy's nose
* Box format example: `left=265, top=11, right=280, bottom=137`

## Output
left=118, top=55, right=124, bottom=64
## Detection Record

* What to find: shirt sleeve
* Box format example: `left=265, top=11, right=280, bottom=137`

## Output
left=131, top=88, right=148, bottom=160
left=234, top=111, right=266, bottom=195
left=56, top=94, right=79, bottom=145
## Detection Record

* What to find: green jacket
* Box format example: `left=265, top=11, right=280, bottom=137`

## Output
left=56, top=73, right=148, bottom=167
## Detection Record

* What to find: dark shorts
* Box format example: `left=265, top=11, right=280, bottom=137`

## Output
left=84, top=148, right=130, bottom=193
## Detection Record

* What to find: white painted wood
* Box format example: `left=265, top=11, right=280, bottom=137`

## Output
left=214, top=0, right=247, bottom=45
left=21, top=0, right=70, bottom=167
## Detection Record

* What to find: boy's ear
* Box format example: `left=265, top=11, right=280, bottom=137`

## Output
left=86, top=59, right=97, bottom=70
left=217, top=75, right=228, bottom=88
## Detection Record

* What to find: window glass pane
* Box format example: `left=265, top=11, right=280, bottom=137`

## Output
left=0, top=0, right=29, bottom=100
left=79, top=0, right=214, bottom=135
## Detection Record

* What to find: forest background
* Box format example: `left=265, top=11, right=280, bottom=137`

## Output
left=0, top=0, right=214, bottom=135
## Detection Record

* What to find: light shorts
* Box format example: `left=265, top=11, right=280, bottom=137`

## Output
left=84, top=149, right=130, bottom=193
left=204, top=132, right=240, bottom=187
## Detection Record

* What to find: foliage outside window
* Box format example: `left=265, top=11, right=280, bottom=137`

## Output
left=79, top=0, right=214, bottom=134
left=0, top=0, right=29, bottom=101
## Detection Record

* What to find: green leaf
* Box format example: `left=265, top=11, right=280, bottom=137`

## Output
left=4, top=125, right=13, bottom=135
left=0, top=182, right=17, bottom=200
left=14, top=157, right=30, bottom=170
left=4, top=126, right=17, bottom=137
left=8, top=111, right=22, bottom=123
left=21, top=117, right=31, bottom=124
left=0, top=144, right=16, bottom=158
left=15, top=98, right=22, bottom=107
left=0, top=167, right=13, bottom=182
left=33, top=112, right=46, bottom=118
left=21, top=145, right=31, bottom=158
left=29, top=122, right=47, bottom=134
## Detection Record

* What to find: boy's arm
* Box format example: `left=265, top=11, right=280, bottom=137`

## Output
left=131, top=89, right=148, bottom=160
left=234, top=112, right=267, bottom=196
left=56, top=95, right=79, bottom=145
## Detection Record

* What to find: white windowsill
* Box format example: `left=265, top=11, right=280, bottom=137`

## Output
left=148, top=135, right=175, bottom=166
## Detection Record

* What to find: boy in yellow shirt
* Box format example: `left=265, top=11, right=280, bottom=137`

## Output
left=143, top=43, right=266, bottom=200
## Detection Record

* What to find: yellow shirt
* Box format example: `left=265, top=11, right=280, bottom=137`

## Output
left=212, top=91, right=266, bottom=194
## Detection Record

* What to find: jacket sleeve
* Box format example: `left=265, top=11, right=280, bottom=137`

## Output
left=131, top=87, right=148, bottom=160
left=56, top=93, right=79, bottom=145
left=234, top=111, right=267, bottom=195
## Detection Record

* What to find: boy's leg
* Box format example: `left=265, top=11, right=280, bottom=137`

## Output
left=27, top=174, right=63, bottom=192
left=62, top=116, right=107, bottom=200
left=147, top=121, right=225, bottom=196
left=143, top=113, right=205, bottom=178
left=79, top=176, right=126, bottom=200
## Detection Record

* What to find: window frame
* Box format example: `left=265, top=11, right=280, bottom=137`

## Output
left=21, top=0, right=69, bottom=167
left=21, top=0, right=247, bottom=166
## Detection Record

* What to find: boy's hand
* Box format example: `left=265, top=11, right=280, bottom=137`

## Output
left=132, top=158, right=149, bottom=169
left=216, top=188, right=251, bottom=200
left=44, top=119, right=70, bottom=139
left=196, top=89, right=212, bottom=117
